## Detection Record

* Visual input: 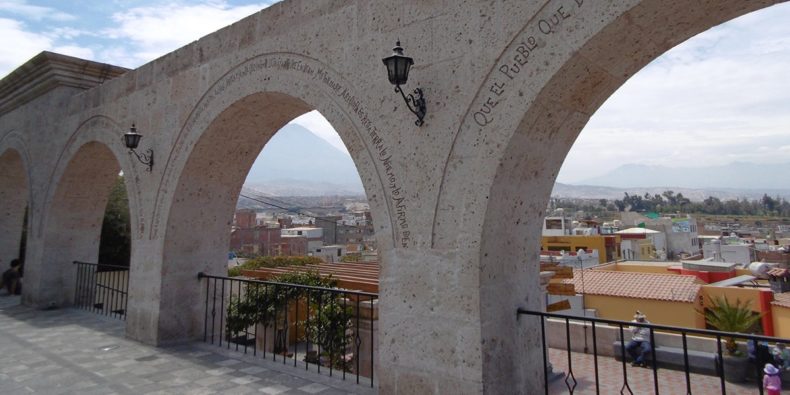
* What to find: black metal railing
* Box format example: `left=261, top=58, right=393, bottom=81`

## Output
left=73, top=261, right=129, bottom=320
left=198, top=273, right=377, bottom=387
left=518, top=308, right=790, bottom=395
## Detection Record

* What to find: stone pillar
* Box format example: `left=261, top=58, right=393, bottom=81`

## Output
left=377, top=247, right=544, bottom=394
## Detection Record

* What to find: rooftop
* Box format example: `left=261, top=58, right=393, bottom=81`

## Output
left=615, top=228, right=661, bottom=235
left=772, top=293, right=790, bottom=309
left=563, top=270, right=702, bottom=303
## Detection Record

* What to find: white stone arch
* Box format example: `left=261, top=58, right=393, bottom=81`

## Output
left=27, top=115, right=141, bottom=309
left=147, top=53, right=394, bottom=343
left=0, top=132, right=34, bottom=270
left=433, top=1, right=784, bottom=391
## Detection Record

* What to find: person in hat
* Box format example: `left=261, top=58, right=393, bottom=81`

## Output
left=625, top=311, right=652, bottom=367
left=763, top=363, right=781, bottom=395
left=771, top=342, right=790, bottom=370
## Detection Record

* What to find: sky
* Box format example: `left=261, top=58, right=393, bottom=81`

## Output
left=1, top=1, right=789, bottom=184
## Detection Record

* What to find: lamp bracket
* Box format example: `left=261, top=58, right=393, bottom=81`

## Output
left=130, top=148, right=154, bottom=172
left=395, top=85, right=426, bottom=126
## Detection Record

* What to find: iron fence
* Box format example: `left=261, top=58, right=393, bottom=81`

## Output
left=197, top=273, right=377, bottom=387
left=517, top=308, right=790, bottom=395
left=73, top=261, right=129, bottom=320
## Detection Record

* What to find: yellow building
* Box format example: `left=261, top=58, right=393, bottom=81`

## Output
left=562, top=270, right=705, bottom=328
left=773, top=294, right=790, bottom=339
left=541, top=235, right=621, bottom=264
left=578, top=261, right=784, bottom=337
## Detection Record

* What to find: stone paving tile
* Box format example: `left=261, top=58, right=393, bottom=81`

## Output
left=0, top=295, right=376, bottom=395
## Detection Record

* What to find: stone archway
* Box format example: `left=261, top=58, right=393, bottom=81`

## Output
left=26, top=116, right=139, bottom=310
left=0, top=135, right=32, bottom=272
left=142, top=54, right=394, bottom=345
left=430, top=0, right=785, bottom=392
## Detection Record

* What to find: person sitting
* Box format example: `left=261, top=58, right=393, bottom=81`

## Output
left=0, top=259, right=23, bottom=295
left=772, top=343, right=790, bottom=370
left=625, top=311, right=652, bottom=367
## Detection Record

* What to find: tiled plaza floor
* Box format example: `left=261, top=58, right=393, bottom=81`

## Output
left=547, top=348, right=764, bottom=394
left=0, top=295, right=376, bottom=395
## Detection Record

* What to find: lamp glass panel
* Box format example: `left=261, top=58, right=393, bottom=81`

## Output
left=124, top=133, right=141, bottom=149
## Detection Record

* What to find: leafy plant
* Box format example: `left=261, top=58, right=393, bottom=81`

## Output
left=224, top=271, right=338, bottom=353
left=703, top=296, right=762, bottom=355
left=228, top=266, right=243, bottom=277
left=303, top=301, right=353, bottom=369
left=242, top=256, right=322, bottom=270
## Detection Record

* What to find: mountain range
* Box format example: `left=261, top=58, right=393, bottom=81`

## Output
left=575, top=162, right=790, bottom=190
left=244, top=125, right=789, bottom=200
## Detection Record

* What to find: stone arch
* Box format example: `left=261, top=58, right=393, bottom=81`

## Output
left=0, top=133, right=33, bottom=271
left=433, top=1, right=783, bottom=391
left=150, top=53, right=393, bottom=343
left=28, top=117, right=139, bottom=309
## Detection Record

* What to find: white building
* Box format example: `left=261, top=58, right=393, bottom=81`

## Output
left=313, top=245, right=347, bottom=263
left=620, top=213, right=700, bottom=259
left=702, top=238, right=754, bottom=266
left=281, top=227, right=324, bottom=252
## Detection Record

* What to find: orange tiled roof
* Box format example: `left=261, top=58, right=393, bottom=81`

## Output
left=562, top=270, right=701, bottom=303
left=772, top=293, right=790, bottom=309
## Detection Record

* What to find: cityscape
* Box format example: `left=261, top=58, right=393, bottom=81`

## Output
left=1, top=1, right=790, bottom=394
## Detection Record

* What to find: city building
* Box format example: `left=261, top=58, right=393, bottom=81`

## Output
left=621, top=212, right=701, bottom=259
left=541, top=235, right=621, bottom=264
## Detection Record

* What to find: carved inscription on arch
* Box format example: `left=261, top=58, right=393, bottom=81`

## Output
left=162, top=54, right=411, bottom=247
left=473, top=0, right=585, bottom=128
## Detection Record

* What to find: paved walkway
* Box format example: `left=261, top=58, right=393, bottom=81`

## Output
left=0, top=296, right=376, bottom=395
left=547, top=348, right=763, bottom=394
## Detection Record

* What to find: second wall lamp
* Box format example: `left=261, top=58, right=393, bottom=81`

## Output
left=382, top=41, right=426, bottom=126
left=124, top=124, right=154, bottom=172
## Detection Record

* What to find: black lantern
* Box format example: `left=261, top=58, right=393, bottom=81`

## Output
left=123, top=124, right=154, bottom=172
left=382, top=41, right=426, bottom=126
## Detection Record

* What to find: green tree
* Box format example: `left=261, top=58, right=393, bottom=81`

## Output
left=98, top=176, right=131, bottom=266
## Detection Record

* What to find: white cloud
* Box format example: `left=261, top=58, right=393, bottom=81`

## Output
left=0, top=0, right=75, bottom=21
left=104, top=1, right=271, bottom=66
left=0, top=18, right=51, bottom=76
left=557, top=2, right=790, bottom=183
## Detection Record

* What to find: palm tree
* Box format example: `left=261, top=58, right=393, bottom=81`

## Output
left=704, top=296, right=762, bottom=355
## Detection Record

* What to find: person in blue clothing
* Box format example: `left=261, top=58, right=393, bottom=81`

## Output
left=625, top=311, right=652, bottom=367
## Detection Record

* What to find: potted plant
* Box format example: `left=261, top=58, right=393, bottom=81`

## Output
left=703, top=296, right=762, bottom=383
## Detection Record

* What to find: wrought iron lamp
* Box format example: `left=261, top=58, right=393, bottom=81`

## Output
left=382, top=41, right=426, bottom=126
left=123, top=124, right=154, bottom=172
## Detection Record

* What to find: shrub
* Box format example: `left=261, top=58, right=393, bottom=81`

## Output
left=703, top=296, right=762, bottom=355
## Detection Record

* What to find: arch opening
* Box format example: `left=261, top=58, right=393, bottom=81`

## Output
left=471, top=1, right=787, bottom=391
left=160, top=90, right=384, bottom=356
left=0, top=149, right=30, bottom=296
left=33, top=141, right=127, bottom=311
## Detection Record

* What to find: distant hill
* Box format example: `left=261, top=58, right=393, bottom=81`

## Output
left=552, top=182, right=790, bottom=201
left=576, top=162, right=790, bottom=189
left=244, top=124, right=364, bottom=196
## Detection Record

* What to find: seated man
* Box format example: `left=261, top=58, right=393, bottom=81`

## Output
left=625, top=311, right=652, bottom=367
left=772, top=343, right=790, bottom=370
left=1, top=259, right=23, bottom=295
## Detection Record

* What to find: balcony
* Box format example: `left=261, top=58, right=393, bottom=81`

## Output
left=519, top=309, right=787, bottom=394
